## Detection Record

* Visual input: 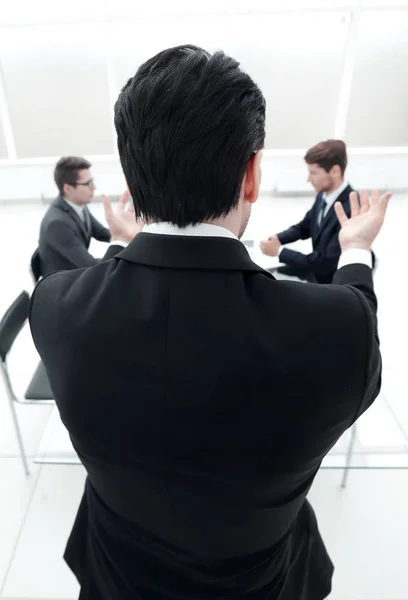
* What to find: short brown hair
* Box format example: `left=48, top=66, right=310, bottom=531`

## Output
left=54, top=156, right=92, bottom=194
left=304, top=140, right=347, bottom=176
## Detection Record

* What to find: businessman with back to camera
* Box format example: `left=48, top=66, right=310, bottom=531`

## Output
left=30, top=46, right=390, bottom=600
left=261, top=139, right=355, bottom=284
left=37, top=156, right=143, bottom=276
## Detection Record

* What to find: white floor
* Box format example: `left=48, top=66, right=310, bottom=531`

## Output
left=0, top=195, right=407, bottom=600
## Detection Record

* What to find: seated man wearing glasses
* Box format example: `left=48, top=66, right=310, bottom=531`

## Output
left=38, top=156, right=140, bottom=276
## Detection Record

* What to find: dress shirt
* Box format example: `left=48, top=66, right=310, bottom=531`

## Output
left=63, top=197, right=86, bottom=221
left=144, top=222, right=372, bottom=270
left=109, top=240, right=126, bottom=248
left=321, top=180, right=349, bottom=218
left=108, top=223, right=235, bottom=252
left=143, top=222, right=238, bottom=240
left=338, top=248, right=372, bottom=270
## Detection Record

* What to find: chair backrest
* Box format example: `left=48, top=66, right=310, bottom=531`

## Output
left=0, top=292, right=30, bottom=362
left=30, top=249, right=42, bottom=283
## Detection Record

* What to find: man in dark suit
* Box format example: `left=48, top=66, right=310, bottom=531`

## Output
left=261, top=140, right=352, bottom=283
left=30, top=46, right=390, bottom=600
left=38, top=156, right=141, bottom=276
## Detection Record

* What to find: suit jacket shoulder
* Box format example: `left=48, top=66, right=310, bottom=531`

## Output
left=29, top=236, right=380, bottom=600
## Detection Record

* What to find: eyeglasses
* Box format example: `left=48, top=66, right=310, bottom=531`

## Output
left=74, top=179, right=95, bottom=189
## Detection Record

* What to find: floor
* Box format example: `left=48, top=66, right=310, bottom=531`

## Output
left=0, top=195, right=407, bottom=600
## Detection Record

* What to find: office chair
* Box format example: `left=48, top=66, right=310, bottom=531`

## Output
left=0, top=291, right=54, bottom=475
left=30, top=248, right=42, bottom=284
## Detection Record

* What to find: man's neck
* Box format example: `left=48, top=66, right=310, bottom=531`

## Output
left=64, top=196, right=82, bottom=207
left=147, top=202, right=246, bottom=239
left=325, top=179, right=345, bottom=196
left=205, top=213, right=242, bottom=239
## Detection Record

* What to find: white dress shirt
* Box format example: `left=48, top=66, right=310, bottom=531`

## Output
left=321, top=179, right=349, bottom=219
left=143, top=222, right=238, bottom=240
left=109, top=240, right=127, bottom=248
left=63, top=197, right=86, bottom=221
left=143, top=222, right=372, bottom=270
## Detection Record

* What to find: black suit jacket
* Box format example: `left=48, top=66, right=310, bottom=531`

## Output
left=29, top=233, right=381, bottom=600
left=277, top=184, right=353, bottom=284
left=38, top=195, right=123, bottom=276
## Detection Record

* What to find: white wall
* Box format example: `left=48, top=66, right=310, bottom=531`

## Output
left=0, top=150, right=404, bottom=202
left=1, top=0, right=408, bottom=200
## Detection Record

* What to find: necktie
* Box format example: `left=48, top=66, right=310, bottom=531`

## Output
left=317, top=195, right=327, bottom=227
left=83, top=207, right=91, bottom=237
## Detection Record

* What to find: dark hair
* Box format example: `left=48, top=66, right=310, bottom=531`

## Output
left=54, top=156, right=92, bottom=194
left=114, top=45, right=266, bottom=226
left=304, top=140, right=347, bottom=176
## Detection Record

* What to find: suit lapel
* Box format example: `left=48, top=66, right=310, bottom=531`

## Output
left=311, top=193, right=323, bottom=239
left=313, top=185, right=352, bottom=245
left=314, top=205, right=336, bottom=245
left=54, top=195, right=89, bottom=243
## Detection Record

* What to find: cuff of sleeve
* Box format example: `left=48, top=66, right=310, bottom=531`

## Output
left=277, top=245, right=284, bottom=257
left=338, top=249, right=372, bottom=270
left=109, top=241, right=127, bottom=249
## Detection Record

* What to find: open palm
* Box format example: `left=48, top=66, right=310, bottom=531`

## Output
left=335, top=190, right=392, bottom=251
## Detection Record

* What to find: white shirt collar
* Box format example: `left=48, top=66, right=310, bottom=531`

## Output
left=143, top=222, right=238, bottom=240
left=63, top=197, right=85, bottom=219
left=322, top=180, right=349, bottom=210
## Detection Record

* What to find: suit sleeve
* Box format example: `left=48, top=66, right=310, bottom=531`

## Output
left=279, top=228, right=341, bottom=280
left=45, top=220, right=122, bottom=270
left=333, top=264, right=381, bottom=422
left=277, top=209, right=313, bottom=245
left=90, top=214, right=111, bottom=243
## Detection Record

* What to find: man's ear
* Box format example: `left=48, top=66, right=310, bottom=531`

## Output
left=242, top=150, right=263, bottom=204
left=62, top=183, right=71, bottom=196
left=331, top=164, right=341, bottom=178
